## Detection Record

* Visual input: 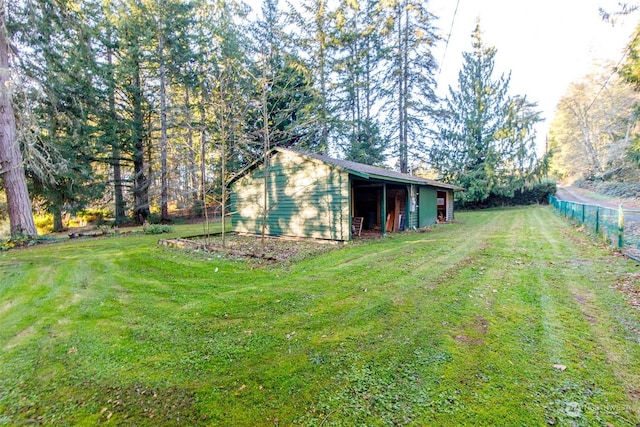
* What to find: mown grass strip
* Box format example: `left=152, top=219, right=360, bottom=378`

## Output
left=0, top=208, right=639, bottom=426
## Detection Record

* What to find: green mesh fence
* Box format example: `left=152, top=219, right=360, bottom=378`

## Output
left=549, top=195, right=626, bottom=250
left=622, top=209, right=640, bottom=255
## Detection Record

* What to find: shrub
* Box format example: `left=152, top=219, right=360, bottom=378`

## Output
left=34, top=214, right=54, bottom=234
left=0, top=200, right=7, bottom=221
left=191, top=200, right=205, bottom=217
left=0, top=234, right=59, bottom=251
left=146, top=212, right=162, bottom=225
left=74, top=208, right=111, bottom=226
left=0, top=220, right=9, bottom=239
left=143, top=224, right=173, bottom=235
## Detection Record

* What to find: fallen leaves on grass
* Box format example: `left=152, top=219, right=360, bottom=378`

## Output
left=173, top=234, right=342, bottom=265
left=97, top=383, right=199, bottom=424
left=611, top=272, right=640, bottom=310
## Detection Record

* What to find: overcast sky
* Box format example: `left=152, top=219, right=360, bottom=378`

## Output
left=430, top=0, right=638, bottom=152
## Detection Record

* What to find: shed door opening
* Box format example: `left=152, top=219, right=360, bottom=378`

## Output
left=437, top=191, right=447, bottom=222
left=385, top=187, right=406, bottom=232
left=352, top=184, right=381, bottom=231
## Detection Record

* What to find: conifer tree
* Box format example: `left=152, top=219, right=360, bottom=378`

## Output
left=333, top=0, right=387, bottom=164
left=99, top=0, right=158, bottom=225
left=100, top=0, right=127, bottom=224
left=430, top=23, right=542, bottom=203
left=381, top=0, right=439, bottom=172
left=7, top=0, right=105, bottom=232
left=289, top=0, right=334, bottom=152
left=0, top=3, right=36, bottom=237
left=247, top=0, right=319, bottom=155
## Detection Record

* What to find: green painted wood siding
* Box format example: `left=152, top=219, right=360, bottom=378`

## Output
left=419, top=187, right=437, bottom=227
left=230, top=150, right=350, bottom=241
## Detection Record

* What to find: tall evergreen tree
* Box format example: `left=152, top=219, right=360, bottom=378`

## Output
left=381, top=0, right=439, bottom=172
left=7, top=0, right=105, bottom=231
left=247, top=0, right=320, bottom=155
left=430, top=23, right=542, bottom=203
left=109, top=0, right=154, bottom=224
left=0, top=2, right=36, bottom=237
left=289, top=0, right=334, bottom=153
left=332, top=0, right=387, bottom=164
left=100, top=0, right=128, bottom=224
left=97, top=0, right=197, bottom=224
left=137, top=0, right=195, bottom=222
left=343, top=120, right=386, bottom=165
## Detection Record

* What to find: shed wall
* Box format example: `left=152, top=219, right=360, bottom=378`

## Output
left=408, top=185, right=418, bottom=229
left=445, top=190, right=454, bottom=221
left=419, top=187, right=438, bottom=227
left=230, top=151, right=350, bottom=241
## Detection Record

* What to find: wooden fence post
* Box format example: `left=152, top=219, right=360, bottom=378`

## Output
left=618, top=204, right=624, bottom=249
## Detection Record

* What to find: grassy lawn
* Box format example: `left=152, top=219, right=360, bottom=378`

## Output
left=1, top=206, right=639, bottom=426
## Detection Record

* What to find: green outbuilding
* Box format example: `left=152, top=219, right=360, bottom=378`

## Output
left=229, top=148, right=462, bottom=241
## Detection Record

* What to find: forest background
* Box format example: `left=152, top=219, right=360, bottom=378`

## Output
left=1, top=0, right=640, bottom=238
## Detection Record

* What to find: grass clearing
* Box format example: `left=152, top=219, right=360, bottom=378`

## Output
left=1, top=207, right=639, bottom=425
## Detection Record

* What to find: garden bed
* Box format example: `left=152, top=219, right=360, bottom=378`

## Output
left=159, top=232, right=343, bottom=264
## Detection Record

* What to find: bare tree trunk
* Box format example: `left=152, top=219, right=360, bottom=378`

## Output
left=112, top=146, right=125, bottom=223
left=184, top=87, right=198, bottom=205
left=221, top=137, right=226, bottom=248
left=396, top=2, right=407, bottom=173
left=319, top=48, right=328, bottom=151
left=132, top=58, right=149, bottom=225
left=159, top=32, right=169, bottom=222
left=401, top=3, right=409, bottom=173
left=315, top=0, right=329, bottom=152
left=261, top=74, right=270, bottom=251
left=198, top=91, right=207, bottom=203
left=0, top=12, right=37, bottom=237
left=107, top=41, right=126, bottom=224
left=52, top=208, right=63, bottom=232
left=198, top=80, right=210, bottom=240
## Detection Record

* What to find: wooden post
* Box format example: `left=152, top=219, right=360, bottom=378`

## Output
left=381, top=183, right=387, bottom=237
left=618, top=204, right=624, bottom=249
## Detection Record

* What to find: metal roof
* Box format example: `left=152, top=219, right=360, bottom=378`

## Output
left=230, top=147, right=463, bottom=191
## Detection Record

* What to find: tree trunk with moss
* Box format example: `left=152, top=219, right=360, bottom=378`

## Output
left=0, top=11, right=36, bottom=238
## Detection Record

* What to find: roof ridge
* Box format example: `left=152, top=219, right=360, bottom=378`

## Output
left=275, top=147, right=463, bottom=191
